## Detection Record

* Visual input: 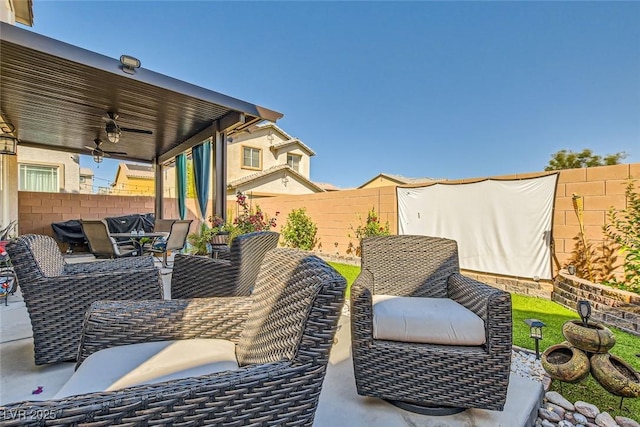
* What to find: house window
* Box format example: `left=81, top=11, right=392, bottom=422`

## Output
left=18, top=164, right=59, bottom=192
left=287, top=154, right=301, bottom=172
left=242, top=146, right=261, bottom=169
left=79, top=176, right=86, bottom=183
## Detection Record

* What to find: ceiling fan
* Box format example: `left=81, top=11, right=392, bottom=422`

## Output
left=105, top=112, right=153, bottom=143
left=84, top=138, right=127, bottom=163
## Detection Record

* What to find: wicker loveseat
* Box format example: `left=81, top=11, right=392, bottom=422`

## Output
left=5, top=234, right=163, bottom=365
left=351, top=235, right=512, bottom=413
left=171, top=230, right=279, bottom=298
left=0, top=248, right=346, bottom=426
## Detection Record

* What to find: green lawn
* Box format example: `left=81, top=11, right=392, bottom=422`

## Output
left=329, top=262, right=640, bottom=420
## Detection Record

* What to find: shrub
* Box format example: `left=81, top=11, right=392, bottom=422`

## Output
left=603, top=180, right=640, bottom=293
left=347, top=207, right=390, bottom=256
left=281, top=208, right=318, bottom=250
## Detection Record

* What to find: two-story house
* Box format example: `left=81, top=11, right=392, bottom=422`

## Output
left=17, top=146, right=94, bottom=194
left=225, top=122, right=324, bottom=198
left=110, top=123, right=327, bottom=199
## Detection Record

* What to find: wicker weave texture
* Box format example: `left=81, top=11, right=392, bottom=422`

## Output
left=0, top=248, right=346, bottom=426
left=5, top=234, right=163, bottom=365
left=351, top=235, right=512, bottom=411
left=171, top=231, right=279, bottom=298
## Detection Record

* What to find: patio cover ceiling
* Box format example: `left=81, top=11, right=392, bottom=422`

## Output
left=0, top=22, right=283, bottom=164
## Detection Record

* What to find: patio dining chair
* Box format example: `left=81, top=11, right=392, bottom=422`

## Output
left=171, top=230, right=279, bottom=298
left=4, top=234, right=163, bottom=365
left=80, top=219, right=137, bottom=258
left=145, top=219, right=192, bottom=267
left=0, top=248, right=346, bottom=426
left=351, top=235, right=512, bottom=414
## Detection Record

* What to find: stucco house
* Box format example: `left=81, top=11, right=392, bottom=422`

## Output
left=16, top=146, right=94, bottom=194
left=359, top=173, right=441, bottom=189
left=225, top=122, right=324, bottom=198
left=110, top=123, right=327, bottom=199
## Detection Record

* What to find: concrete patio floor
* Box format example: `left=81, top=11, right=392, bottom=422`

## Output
left=0, top=254, right=543, bottom=426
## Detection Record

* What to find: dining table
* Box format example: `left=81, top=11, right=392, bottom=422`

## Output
left=110, top=232, right=168, bottom=256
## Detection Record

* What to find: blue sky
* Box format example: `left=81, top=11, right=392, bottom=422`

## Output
left=23, top=1, right=640, bottom=189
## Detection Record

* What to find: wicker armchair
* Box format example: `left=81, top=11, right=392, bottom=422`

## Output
left=0, top=248, right=346, bottom=426
left=171, top=231, right=279, bottom=298
left=351, top=235, right=512, bottom=413
left=5, top=234, right=163, bottom=365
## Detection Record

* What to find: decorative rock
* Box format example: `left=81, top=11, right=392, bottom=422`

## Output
left=539, top=407, right=562, bottom=423
left=545, top=402, right=566, bottom=419
left=587, top=423, right=601, bottom=427
left=595, top=412, right=618, bottom=427
left=546, top=391, right=576, bottom=411
left=575, top=401, right=600, bottom=419
left=573, top=413, right=589, bottom=425
left=559, top=420, right=576, bottom=427
left=541, top=420, right=557, bottom=427
left=615, top=416, right=640, bottom=427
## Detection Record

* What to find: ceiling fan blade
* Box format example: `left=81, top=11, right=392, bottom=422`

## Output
left=120, top=127, right=153, bottom=135
left=84, top=145, right=96, bottom=151
left=104, top=150, right=128, bottom=155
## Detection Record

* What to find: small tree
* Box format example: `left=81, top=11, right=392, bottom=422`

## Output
left=545, top=149, right=627, bottom=171
left=281, top=208, right=318, bottom=250
left=603, top=180, right=640, bottom=293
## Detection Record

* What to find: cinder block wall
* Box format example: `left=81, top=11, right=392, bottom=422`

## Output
left=17, top=192, right=209, bottom=238
left=16, top=163, right=640, bottom=295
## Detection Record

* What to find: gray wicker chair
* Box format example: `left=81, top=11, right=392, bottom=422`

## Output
left=5, top=234, right=163, bottom=365
left=171, top=230, right=279, bottom=298
left=351, top=235, right=512, bottom=413
left=0, top=248, right=346, bottom=426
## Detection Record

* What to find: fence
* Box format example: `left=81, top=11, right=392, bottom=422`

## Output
left=17, top=162, right=639, bottom=298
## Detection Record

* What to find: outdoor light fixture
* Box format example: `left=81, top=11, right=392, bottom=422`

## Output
left=0, top=135, right=18, bottom=155
left=578, top=300, right=591, bottom=327
left=105, top=123, right=121, bottom=144
left=524, top=318, right=545, bottom=360
left=92, top=151, right=103, bottom=164
left=120, top=55, right=141, bottom=75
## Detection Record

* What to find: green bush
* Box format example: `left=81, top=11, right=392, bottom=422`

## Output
left=281, top=208, right=318, bottom=250
left=603, top=180, right=640, bottom=293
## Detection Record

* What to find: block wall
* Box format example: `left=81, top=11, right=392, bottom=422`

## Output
left=17, top=192, right=209, bottom=238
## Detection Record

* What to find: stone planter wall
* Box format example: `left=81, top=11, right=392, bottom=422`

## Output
left=553, top=270, right=640, bottom=337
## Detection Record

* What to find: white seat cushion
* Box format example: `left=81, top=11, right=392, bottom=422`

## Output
left=372, top=295, right=486, bottom=346
left=54, top=339, right=239, bottom=399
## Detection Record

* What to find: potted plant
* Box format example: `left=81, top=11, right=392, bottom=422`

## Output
left=209, top=215, right=230, bottom=246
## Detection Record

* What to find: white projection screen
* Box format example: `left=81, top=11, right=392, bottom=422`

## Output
left=397, top=174, right=558, bottom=280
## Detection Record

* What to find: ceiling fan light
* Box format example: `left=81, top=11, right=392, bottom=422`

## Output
left=93, top=151, right=103, bottom=163
left=106, top=124, right=121, bottom=143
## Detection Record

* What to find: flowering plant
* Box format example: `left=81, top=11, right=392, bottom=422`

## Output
left=208, top=215, right=230, bottom=234
left=232, top=192, right=278, bottom=234
left=347, top=207, right=390, bottom=256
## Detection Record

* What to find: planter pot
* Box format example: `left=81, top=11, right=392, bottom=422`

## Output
left=562, top=320, right=616, bottom=354
left=541, top=342, right=590, bottom=384
left=590, top=353, right=640, bottom=398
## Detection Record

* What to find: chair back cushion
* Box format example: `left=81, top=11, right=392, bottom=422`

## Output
left=5, top=234, right=65, bottom=280
left=165, top=220, right=192, bottom=251
left=229, top=231, right=279, bottom=294
left=361, top=235, right=459, bottom=297
left=236, top=248, right=345, bottom=366
left=372, top=295, right=486, bottom=345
